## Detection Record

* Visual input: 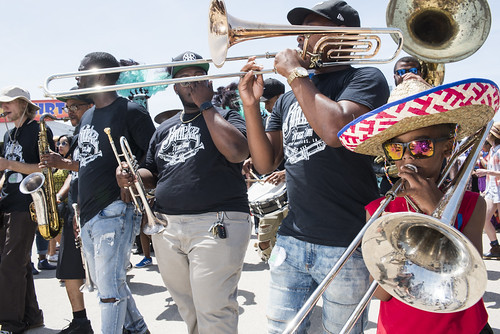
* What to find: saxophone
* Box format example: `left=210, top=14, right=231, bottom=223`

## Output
left=19, top=114, right=65, bottom=240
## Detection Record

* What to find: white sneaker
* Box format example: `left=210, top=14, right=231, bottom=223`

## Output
left=47, top=254, right=58, bottom=262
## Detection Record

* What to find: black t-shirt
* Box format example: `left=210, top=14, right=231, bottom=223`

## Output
left=0, top=118, right=55, bottom=212
left=266, top=66, right=389, bottom=247
left=78, top=97, right=155, bottom=224
left=145, top=107, right=249, bottom=214
left=68, top=133, right=80, bottom=208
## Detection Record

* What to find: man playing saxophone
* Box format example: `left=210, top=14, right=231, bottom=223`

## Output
left=0, top=86, right=54, bottom=333
left=39, top=89, right=95, bottom=334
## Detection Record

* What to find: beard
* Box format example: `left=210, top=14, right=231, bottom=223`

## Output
left=178, top=94, right=198, bottom=110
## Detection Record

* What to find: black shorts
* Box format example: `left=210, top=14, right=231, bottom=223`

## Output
left=56, top=211, right=85, bottom=280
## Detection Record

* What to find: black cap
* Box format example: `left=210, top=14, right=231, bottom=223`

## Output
left=57, top=86, right=93, bottom=104
left=260, top=78, right=285, bottom=102
left=287, top=0, right=360, bottom=27
left=167, top=51, right=210, bottom=78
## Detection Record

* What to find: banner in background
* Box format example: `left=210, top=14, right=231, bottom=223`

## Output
left=0, top=100, right=66, bottom=122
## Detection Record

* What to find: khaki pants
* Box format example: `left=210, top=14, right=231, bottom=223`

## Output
left=152, top=211, right=251, bottom=334
left=256, top=208, right=288, bottom=261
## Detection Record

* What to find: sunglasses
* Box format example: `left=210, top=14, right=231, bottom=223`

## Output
left=383, top=137, right=451, bottom=161
left=395, top=67, right=419, bottom=76
left=57, top=141, right=68, bottom=147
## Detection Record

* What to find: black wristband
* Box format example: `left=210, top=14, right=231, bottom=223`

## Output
left=199, top=101, right=213, bottom=112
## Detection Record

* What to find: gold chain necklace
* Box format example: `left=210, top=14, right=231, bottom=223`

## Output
left=180, top=110, right=203, bottom=124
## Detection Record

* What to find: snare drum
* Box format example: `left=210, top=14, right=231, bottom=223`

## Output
left=247, top=181, right=287, bottom=218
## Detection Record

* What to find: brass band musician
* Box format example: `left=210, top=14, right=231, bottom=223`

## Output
left=0, top=86, right=50, bottom=333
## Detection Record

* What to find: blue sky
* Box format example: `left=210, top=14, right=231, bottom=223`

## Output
left=1, top=0, right=498, bottom=122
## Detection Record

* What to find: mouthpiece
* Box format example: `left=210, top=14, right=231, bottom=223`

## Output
left=404, top=164, right=418, bottom=173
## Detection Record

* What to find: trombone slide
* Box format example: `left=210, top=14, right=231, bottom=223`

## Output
left=73, top=203, right=95, bottom=293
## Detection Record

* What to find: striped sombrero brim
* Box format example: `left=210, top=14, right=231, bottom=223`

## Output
left=338, top=78, right=500, bottom=156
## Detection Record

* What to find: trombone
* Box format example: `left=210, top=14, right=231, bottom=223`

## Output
left=42, top=0, right=403, bottom=98
left=73, top=203, right=96, bottom=293
left=283, top=126, right=490, bottom=334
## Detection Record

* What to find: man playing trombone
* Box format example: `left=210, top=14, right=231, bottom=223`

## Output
left=117, top=51, right=251, bottom=334
left=238, top=1, right=390, bottom=332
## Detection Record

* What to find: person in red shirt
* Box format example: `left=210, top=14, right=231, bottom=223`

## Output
left=338, top=78, right=500, bottom=334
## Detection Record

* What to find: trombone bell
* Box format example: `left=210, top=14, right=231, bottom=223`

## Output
left=362, top=212, right=487, bottom=313
left=209, top=0, right=404, bottom=68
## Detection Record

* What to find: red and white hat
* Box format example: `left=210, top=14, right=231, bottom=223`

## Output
left=338, top=78, right=500, bottom=156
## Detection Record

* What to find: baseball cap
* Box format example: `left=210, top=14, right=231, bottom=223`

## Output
left=167, top=51, right=210, bottom=78
left=287, top=0, right=360, bottom=27
left=56, top=86, right=93, bottom=104
left=260, top=78, right=285, bottom=102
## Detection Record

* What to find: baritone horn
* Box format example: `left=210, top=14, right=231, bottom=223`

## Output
left=104, top=128, right=166, bottom=235
left=42, top=0, right=403, bottom=99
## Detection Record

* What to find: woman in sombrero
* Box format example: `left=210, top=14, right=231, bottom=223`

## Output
left=338, top=78, right=499, bottom=334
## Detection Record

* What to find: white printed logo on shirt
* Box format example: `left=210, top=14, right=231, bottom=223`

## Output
left=2, top=140, right=25, bottom=198
left=157, top=123, right=205, bottom=166
left=282, top=101, right=326, bottom=164
left=4, top=140, right=24, bottom=166
left=78, top=124, right=103, bottom=167
left=70, top=146, right=80, bottom=180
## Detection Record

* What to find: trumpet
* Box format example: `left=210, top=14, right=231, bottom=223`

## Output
left=42, top=0, right=403, bottom=99
left=73, top=203, right=95, bottom=293
left=104, top=128, right=166, bottom=235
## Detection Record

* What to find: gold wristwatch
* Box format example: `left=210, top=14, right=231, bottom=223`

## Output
left=287, top=67, right=308, bottom=85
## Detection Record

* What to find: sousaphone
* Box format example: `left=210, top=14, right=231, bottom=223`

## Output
left=387, top=0, right=491, bottom=86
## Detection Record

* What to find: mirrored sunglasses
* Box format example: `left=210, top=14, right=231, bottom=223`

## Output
left=395, top=67, right=419, bottom=76
left=383, top=137, right=451, bottom=161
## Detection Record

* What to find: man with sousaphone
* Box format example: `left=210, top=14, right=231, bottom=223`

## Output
left=338, top=78, right=499, bottom=333
left=238, top=0, right=390, bottom=332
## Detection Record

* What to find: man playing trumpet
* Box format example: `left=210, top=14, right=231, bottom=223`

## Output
left=75, top=52, right=154, bottom=334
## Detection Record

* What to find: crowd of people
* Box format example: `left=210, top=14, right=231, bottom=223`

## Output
left=0, top=1, right=499, bottom=334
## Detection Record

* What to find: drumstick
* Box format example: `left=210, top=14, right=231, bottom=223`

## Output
left=249, top=169, right=265, bottom=184
left=246, top=179, right=263, bottom=183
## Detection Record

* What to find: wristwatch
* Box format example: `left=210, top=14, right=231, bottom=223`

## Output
left=287, top=67, right=309, bottom=85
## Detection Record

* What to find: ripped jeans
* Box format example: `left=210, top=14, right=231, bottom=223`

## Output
left=267, top=235, right=370, bottom=334
left=81, top=200, right=148, bottom=334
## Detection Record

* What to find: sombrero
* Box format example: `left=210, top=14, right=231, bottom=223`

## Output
left=338, top=78, right=500, bottom=156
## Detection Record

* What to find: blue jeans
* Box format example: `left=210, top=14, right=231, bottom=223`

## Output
left=81, top=200, right=147, bottom=334
left=35, top=229, right=48, bottom=255
left=267, top=235, right=370, bottom=334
